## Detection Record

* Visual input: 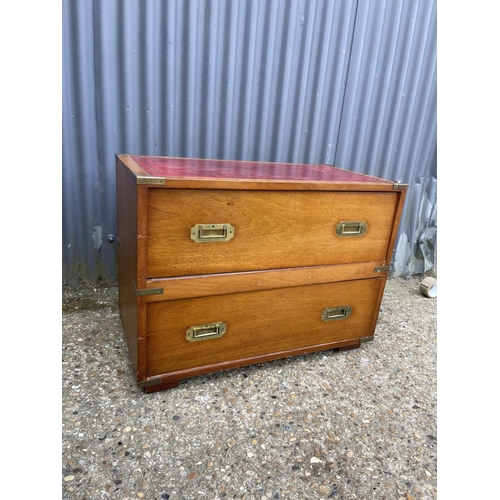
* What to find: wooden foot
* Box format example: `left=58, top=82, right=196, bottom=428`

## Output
left=144, top=380, right=179, bottom=393
left=338, top=340, right=361, bottom=351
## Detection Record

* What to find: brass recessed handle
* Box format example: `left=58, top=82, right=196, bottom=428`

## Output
left=322, top=306, right=352, bottom=321
left=186, top=322, right=226, bottom=342
left=335, top=221, right=367, bottom=237
left=190, top=223, right=235, bottom=243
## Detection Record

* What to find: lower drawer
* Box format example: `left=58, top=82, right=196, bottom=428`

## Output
left=144, top=277, right=384, bottom=382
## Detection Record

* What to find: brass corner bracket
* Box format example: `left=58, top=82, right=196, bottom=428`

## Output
left=136, top=176, right=166, bottom=186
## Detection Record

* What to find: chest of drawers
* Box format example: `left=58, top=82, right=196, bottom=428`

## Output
left=116, top=154, right=407, bottom=392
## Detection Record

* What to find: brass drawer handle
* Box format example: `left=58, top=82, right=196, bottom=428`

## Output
left=322, top=306, right=352, bottom=321
left=190, top=223, right=235, bottom=243
left=335, top=221, right=367, bottom=237
left=186, top=322, right=227, bottom=342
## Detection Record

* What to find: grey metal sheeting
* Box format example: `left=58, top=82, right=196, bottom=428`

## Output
left=62, top=0, right=437, bottom=284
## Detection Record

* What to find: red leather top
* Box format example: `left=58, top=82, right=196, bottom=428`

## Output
left=130, top=155, right=393, bottom=185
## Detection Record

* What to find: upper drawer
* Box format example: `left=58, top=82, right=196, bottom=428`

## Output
left=147, top=189, right=399, bottom=278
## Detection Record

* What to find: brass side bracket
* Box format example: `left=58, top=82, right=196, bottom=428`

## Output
left=374, top=266, right=390, bottom=273
left=133, top=281, right=163, bottom=297
left=393, top=182, right=409, bottom=190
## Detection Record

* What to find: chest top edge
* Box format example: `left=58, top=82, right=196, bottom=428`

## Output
left=116, top=154, right=407, bottom=191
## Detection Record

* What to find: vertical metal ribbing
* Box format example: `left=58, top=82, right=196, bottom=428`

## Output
left=62, top=0, right=436, bottom=283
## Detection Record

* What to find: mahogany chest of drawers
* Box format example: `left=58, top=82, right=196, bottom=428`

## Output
left=116, top=154, right=407, bottom=392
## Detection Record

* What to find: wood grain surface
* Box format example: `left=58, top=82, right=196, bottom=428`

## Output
left=146, top=278, right=382, bottom=376
left=146, top=189, right=399, bottom=278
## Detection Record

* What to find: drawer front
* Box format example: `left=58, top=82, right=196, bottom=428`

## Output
left=146, top=278, right=382, bottom=376
left=147, top=189, right=399, bottom=278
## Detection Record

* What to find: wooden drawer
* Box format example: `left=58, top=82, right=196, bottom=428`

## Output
left=145, top=277, right=384, bottom=379
left=147, top=188, right=400, bottom=278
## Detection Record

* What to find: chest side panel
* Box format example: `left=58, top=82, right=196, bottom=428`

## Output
left=147, top=189, right=399, bottom=278
left=116, top=158, right=140, bottom=372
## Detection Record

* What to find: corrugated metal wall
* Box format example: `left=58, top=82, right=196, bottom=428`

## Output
left=62, top=0, right=436, bottom=284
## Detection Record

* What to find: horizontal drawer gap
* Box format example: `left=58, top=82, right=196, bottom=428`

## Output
left=144, top=262, right=386, bottom=302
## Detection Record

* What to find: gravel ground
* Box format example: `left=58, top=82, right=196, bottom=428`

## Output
left=62, top=276, right=437, bottom=500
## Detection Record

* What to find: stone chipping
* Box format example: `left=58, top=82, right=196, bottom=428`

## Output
left=62, top=276, right=437, bottom=500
